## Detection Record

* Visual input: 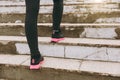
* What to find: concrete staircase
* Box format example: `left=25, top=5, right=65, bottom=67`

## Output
left=1, top=54, right=120, bottom=80
left=0, top=0, right=120, bottom=80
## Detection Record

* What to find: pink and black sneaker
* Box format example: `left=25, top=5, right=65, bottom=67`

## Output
left=51, top=30, right=64, bottom=43
left=30, top=56, right=44, bottom=70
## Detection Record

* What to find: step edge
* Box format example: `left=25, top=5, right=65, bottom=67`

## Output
left=0, top=55, right=120, bottom=78
left=0, top=36, right=120, bottom=47
left=0, top=23, right=120, bottom=27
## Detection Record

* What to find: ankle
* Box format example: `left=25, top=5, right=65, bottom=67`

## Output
left=31, top=53, right=41, bottom=59
left=53, top=29, right=61, bottom=33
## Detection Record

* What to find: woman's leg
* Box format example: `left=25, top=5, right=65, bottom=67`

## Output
left=52, top=0, right=63, bottom=30
left=52, top=0, right=64, bottom=42
left=25, top=0, right=40, bottom=56
left=25, top=0, right=44, bottom=69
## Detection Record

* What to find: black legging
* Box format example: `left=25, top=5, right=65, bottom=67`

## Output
left=25, top=0, right=63, bottom=56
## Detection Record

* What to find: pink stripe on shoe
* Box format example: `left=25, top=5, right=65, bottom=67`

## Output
left=30, top=61, right=44, bottom=70
left=51, top=38, right=64, bottom=42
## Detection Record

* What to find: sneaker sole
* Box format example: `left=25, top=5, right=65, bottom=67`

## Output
left=51, top=38, right=64, bottom=43
left=30, top=61, right=44, bottom=70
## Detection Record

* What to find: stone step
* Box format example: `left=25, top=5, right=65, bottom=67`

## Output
left=1, top=36, right=120, bottom=62
left=0, top=12, right=120, bottom=23
left=0, top=0, right=119, bottom=15
left=0, top=0, right=119, bottom=23
left=0, top=23, right=120, bottom=39
left=0, top=1, right=119, bottom=14
left=0, top=0, right=119, bottom=6
left=0, top=1, right=118, bottom=7
left=0, top=54, right=120, bottom=80
left=0, top=0, right=83, bottom=6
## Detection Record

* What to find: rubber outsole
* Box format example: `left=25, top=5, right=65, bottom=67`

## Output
left=51, top=38, right=64, bottom=43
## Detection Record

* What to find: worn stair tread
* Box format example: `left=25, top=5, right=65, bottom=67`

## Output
left=0, top=23, right=120, bottom=27
left=0, top=0, right=118, bottom=6
left=0, top=0, right=83, bottom=6
left=0, top=23, right=119, bottom=39
left=0, top=54, right=120, bottom=77
left=0, top=36, right=120, bottom=47
left=0, top=2, right=83, bottom=6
